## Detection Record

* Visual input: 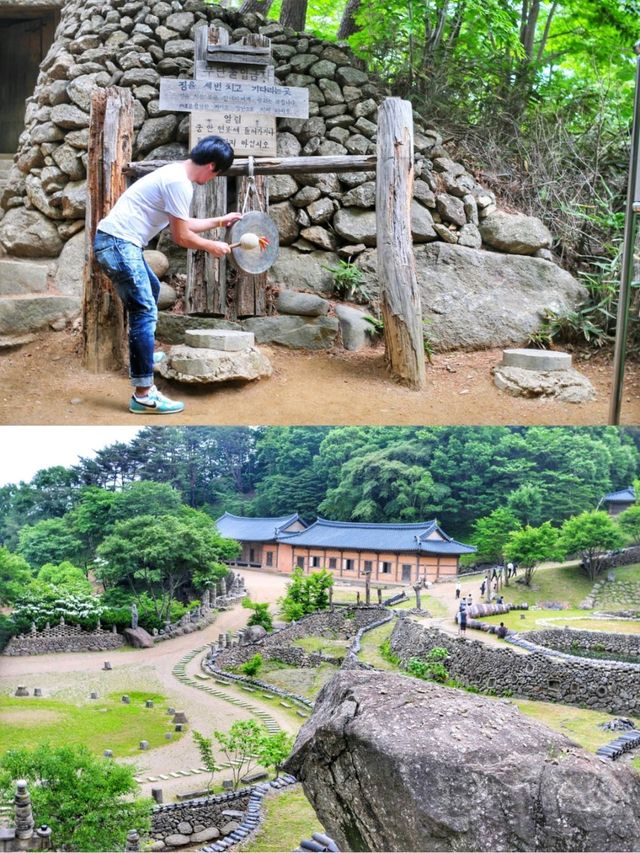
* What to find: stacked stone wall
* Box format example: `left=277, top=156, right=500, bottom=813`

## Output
left=521, top=628, right=640, bottom=659
left=0, top=0, right=587, bottom=351
left=3, top=623, right=124, bottom=655
left=150, top=789, right=252, bottom=848
left=390, top=618, right=640, bottom=714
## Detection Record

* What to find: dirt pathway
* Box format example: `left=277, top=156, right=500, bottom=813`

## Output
left=2, top=330, right=639, bottom=425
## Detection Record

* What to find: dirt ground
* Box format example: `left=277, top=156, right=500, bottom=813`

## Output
left=1, top=328, right=639, bottom=425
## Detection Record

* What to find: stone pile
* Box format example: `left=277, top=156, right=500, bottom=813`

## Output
left=156, top=328, right=272, bottom=384
left=3, top=622, right=124, bottom=656
left=0, top=0, right=587, bottom=351
left=390, top=619, right=640, bottom=715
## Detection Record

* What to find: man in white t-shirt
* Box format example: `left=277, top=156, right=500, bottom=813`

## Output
left=94, top=135, right=242, bottom=414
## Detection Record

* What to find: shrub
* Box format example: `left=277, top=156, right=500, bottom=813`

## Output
left=243, top=598, right=273, bottom=632
left=241, top=653, right=263, bottom=677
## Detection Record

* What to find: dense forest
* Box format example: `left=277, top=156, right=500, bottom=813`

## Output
left=232, top=0, right=639, bottom=349
left=1, top=427, right=638, bottom=544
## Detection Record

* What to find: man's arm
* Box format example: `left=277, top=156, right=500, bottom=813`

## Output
left=183, top=211, right=244, bottom=233
left=169, top=215, right=231, bottom=256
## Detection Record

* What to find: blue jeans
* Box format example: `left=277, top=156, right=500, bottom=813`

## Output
left=93, top=231, right=160, bottom=387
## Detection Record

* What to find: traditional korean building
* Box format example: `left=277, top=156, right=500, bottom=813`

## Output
left=216, top=512, right=306, bottom=569
left=601, top=487, right=635, bottom=516
left=216, top=514, right=475, bottom=584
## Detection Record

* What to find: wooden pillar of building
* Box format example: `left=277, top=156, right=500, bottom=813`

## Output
left=82, top=87, right=133, bottom=373
left=376, top=97, right=426, bottom=390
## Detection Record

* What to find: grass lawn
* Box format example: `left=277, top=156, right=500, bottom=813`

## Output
left=357, top=621, right=400, bottom=671
left=0, top=691, right=182, bottom=758
left=495, top=564, right=594, bottom=609
left=257, top=661, right=338, bottom=701
left=240, top=786, right=323, bottom=852
left=612, top=564, right=640, bottom=583
left=292, top=636, right=350, bottom=656
left=512, top=697, right=640, bottom=753
left=483, top=609, right=640, bottom=634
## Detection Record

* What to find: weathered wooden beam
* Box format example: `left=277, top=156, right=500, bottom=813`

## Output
left=376, top=97, right=426, bottom=390
left=82, top=87, right=132, bottom=373
left=125, top=154, right=378, bottom=178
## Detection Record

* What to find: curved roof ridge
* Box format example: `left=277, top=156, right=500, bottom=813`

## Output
left=314, top=517, right=438, bottom=529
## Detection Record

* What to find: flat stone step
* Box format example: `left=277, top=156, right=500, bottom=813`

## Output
left=0, top=293, right=79, bottom=336
left=0, top=257, right=52, bottom=296
left=185, top=328, right=255, bottom=351
left=501, top=348, right=572, bottom=372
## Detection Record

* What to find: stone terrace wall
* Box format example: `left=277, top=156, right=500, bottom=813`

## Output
left=3, top=622, right=124, bottom=655
left=390, top=618, right=640, bottom=715
left=215, top=605, right=384, bottom=670
left=0, top=0, right=587, bottom=352
left=151, top=789, right=252, bottom=848
left=521, top=628, right=640, bottom=659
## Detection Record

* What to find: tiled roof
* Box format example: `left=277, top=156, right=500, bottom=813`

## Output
left=215, top=512, right=304, bottom=542
left=279, top=518, right=475, bottom=555
left=603, top=487, right=636, bottom=504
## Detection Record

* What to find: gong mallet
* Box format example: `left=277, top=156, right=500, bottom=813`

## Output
left=228, top=233, right=270, bottom=251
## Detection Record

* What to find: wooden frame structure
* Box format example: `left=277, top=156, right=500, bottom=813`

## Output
left=82, top=90, right=426, bottom=389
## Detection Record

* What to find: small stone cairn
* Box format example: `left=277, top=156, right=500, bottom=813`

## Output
left=492, top=348, right=596, bottom=403
left=156, top=329, right=272, bottom=384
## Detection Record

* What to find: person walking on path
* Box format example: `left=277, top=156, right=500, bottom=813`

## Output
left=455, top=582, right=461, bottom=600
left=458, top=601, right=467, bottom=636
left=94, top=135, right=242, bottom=415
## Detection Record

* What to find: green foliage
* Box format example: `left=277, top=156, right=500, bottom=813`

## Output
left=17, top=517, right=84, bottom=570
left=196, top=721, right=292, bottom=790
left=0, top=547, right=33, bottom=604
left=0, top=743, right=151, bottom=852
left=378, top=637, right=401, bottom=667
left=280, top=568, right=334, bottom=621
left=406, top=647, right=450, bottom=683
left=324, top=260, right=369, bottom=303
left=617, top=505, right=640, bottom=545
left=504, top=521, right=564, bottom=586
left=241, top=653, right=264, bottom=677
left=99, top=591, right=193, bottom=633
left=96, top=508, right=237, bottom=620
left=472, top=507, right=521, bottom=563
left=243, top=598, right=274, bottom=631
left=192, top=729, right=220, bottom=792
left=0, top=613, right=13, bottom=652
left=559, top=510, right=625, bottom=581
left=37, top=561, right=92, bottom=594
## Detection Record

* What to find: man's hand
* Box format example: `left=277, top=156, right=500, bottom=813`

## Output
left=208, top=241, right=231, bottom=257
left=219, top=212, right=243, bottom=227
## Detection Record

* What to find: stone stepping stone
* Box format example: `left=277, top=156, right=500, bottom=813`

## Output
left=169, top=772, right=182, bottom=778
left=159, top=775, right=170, bottom=780
left=190, top=768, right=203, bottom=774
left=185, top=328, right=255, bottom=351
left=279, top=701, right=292, bottom=708
left=178, top=770, right=192, bottom=776
left=147, top=776, right=159, bottom=782
left=501, top=348, right=572, bottom=371
left=195, top=673, right=210, bottom=680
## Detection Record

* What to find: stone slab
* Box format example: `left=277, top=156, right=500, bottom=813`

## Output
left=0, top=294, right=80, bottom=335
left=185, top=329, right=255, bottom=352
left=493, top=365, right=596, bottom=403
left=502, top=348, right=572, bottom=372
left=0, top=258, right=51, bottom=296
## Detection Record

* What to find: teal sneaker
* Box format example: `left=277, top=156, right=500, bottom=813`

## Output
left=129, top=385, right=184, bottom=415
left=153, top=351, right=166, bottom=365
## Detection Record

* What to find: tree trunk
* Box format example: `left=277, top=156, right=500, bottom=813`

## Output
left=337, top=0, right=360, bottom=39
left=82, top=87, right=133, bottom=373
left=239, top=0, right=275, bottom=14
left=279, top=0, right=308, bottom=32
left=376, top=98, right=426, bottom=390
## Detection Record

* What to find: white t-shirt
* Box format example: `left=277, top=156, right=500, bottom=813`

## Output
left=97, top=161, right=193, bottom=247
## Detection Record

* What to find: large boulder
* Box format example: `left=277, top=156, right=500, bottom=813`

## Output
left=357, top=243, right=586, bottom=350
left=52, top=229, right=86, bottom=297
left=123, top=627, right=154, bottom=648
left=269, top=247, right=339, bottom=296
left=286, top=670, right=640, bottom=852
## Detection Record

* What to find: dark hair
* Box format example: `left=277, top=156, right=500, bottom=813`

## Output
left=190, top=136, right=234, bottom=172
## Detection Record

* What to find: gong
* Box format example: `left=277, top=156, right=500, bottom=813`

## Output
left=228, top=210, right=280, bottom=275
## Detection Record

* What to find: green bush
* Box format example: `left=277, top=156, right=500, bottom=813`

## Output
left=241, top=653, right=263, bottom=677
left=406, top=647, right=451, bottom=683
left=100, top=593, right=192, bottom=633
left=11, top=589, right=104, bottom=633
left=0, top=614, right=14, bottom=652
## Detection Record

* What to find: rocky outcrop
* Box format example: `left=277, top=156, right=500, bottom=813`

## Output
left=357, top=243, right=587, bottom=350
left=285, top=670, right=640, bottom=852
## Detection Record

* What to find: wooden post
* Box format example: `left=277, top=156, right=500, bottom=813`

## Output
left=185, top=25, right=228, bottom=315
left=82, top=87, right=132, bottom=373
left=376, top=98, right=426, bottom=390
